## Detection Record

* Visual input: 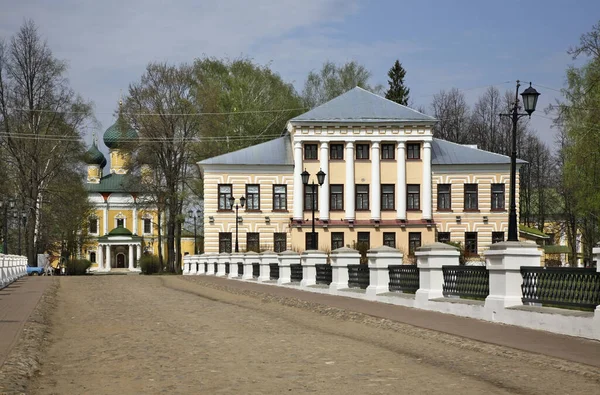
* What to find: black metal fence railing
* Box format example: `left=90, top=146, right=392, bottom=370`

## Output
left=237, top=263, right=243, bottom=277
left=214, top=263, right=218, bottom=274
left=252, top=262, right=260, bottom=278
left=315, top=264, right=332, bottom=285
left=442, top=266, right=489, bottom=300
left=204, top=263, right=208, bottom=273
left=348, top=264, right=370, bottom=289
left=269, top=263, right=279, bottom=280
left=388, top=265, right=419, bottom=293
left=225, top=263, right=230, bottom=275
left=521, top=266, right=600, bottom=310
left=290, top=264, right=303, bottom=282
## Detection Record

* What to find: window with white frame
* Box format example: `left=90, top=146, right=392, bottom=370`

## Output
left=143, top=217, right=152, bottom=234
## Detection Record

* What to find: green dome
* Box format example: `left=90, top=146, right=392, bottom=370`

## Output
left=108, top=225, right=133, bottom=236
left=103, top=115, right=138, bottom=149
left=84, top=141, right=107, bottom=168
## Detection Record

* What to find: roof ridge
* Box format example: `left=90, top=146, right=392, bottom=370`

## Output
left=358, top=87, right=436, bottom=120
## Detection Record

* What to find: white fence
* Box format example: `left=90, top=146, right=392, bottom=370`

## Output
left=0, top=254, right=28, bottom=289
left=183, top=243, right=600, bottom=341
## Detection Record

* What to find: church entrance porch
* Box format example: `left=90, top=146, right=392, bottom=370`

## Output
left=95, top=226, right=143, bottom=272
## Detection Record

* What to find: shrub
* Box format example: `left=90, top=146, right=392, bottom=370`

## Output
left=139, top=254, right=161, bottom=275
left=445, top=241, right=467, bottom=265
left=65, top=259, right=92, bottom=275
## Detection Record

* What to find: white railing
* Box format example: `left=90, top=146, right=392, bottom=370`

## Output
left=182, top=244, right=600, bottom=341
left=0, top=254, right=28, bottom=289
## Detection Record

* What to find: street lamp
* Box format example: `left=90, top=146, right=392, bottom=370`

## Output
left=228, top=195, right=246, bottom=253
left=301, top=168, right=326, bottom=250
left=187, top=209, right=199, bottom=255
left=16, top=210, right=26, bottom=256
left=500, top=80, right=540, bottom=241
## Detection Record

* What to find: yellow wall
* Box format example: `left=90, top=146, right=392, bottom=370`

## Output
left=109, top=149, right=129, bottom=174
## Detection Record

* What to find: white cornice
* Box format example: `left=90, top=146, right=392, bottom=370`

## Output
left=200, top=164, right=293, bottom=173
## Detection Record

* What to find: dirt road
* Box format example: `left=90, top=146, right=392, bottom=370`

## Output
left=30, top=276, right=600, bottom=394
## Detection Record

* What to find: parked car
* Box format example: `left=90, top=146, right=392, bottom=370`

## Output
left=27, top=266, right=45, bottom=276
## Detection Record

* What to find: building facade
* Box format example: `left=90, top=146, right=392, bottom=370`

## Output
left=199, top=88, right=523, bottom=257
left=82, top=111, right=194, bottom=271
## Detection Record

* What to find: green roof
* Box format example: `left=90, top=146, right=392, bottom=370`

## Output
left=103, top=115, right=138, bottom=149
left=84, top=141, right=107, bottom=167
left=544, top=245, right=571, bottom=254
left=86, top=173, right=140, bottom=193
left=519, top=224, right=549, bottom=238
left=108, top=225, right=132, bottom=236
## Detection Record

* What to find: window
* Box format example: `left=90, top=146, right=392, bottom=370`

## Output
left=437, top=232, right=451, bottom=244
left=330, top=185, right=343, bottom=210
left=381, top=184, right=395, bottom=210
left=356, top=184, right=369, bottom=210
left=492, top=231, right=504, bottom=244
left=274, top=233, right=287, bottom=253
left=407, top=184, right=420, bottom=210
left=304, top=143, right=318, bottom=160
left=407, top=143, right=420, bottom=159
left=304, top=185, right=318, bottom=211
left=357, top=232, right=370, bottom=250
left=246, top=184, right=260, bottom=210
left=409, top=232, right=421, bottom=255
left=381, top=143, right=395, bottom=159
left=143, top=218, right=152, bottom=234
left=89, top=217, right=98, bottom=234
left=218, top=184, right=233, bottom=210
left=89, top=251, right=96, bottom=263
left=383, top=232, right=396, bottom=248
left=273, top=185, right=287, bottom=211
left=356, top=143, right=370, bottom=159
left=305, top=232, right=319, bottom=250
left=219, top=232, right=232, bottom=253
left=116, top=218, right=124, bottom=228
left=330, top=144, right=344, bottom=160
left=437, top=184, right=451, bottom=210
left=331, top=232, right=344, bottom=250
left=465, top=232, right=478, bottom=255
left=246, top=232, right=260, bottom=252
left=491, top=184, right=505, bottom=210
left=464, top=184, right=478, bottom=210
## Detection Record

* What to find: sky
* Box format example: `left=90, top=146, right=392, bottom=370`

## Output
left=1, top=0, right=599, bottom=155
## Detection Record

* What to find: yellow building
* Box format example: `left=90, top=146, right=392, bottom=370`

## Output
left=82, top=112, right=195, bottom=271
left=198, top=88, right=524, bottom=257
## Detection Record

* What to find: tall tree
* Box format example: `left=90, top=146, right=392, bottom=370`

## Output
left=385, top=60, right=410, bottom=105
left=0, top=20, right=93, bottom=265
left=302, top=61, right=382, bottom=108
left=431, top=88, right=470, bottom=143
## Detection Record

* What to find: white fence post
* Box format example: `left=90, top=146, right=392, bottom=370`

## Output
left=277, top=251, right=299, bottom=285
left=0, top=255, right=6, bottom=288
left=594, top=245, right=600, bottom=327
left=243, top=251, right=258, bottom=280
left=484, top=241, right=542, bottom=318
left=366, top=246, right=403, bottom=300
left=330, top=247, right=360, bottom=295
left=415, top=242, right=460, bottom=308
left=217, top=253, right=229, bottom=277
left=229, top=253, right=243, bottom=279
left=204, top=253, right=216, bottom=275
left=259, top=251, right=277, bottom=282
left=300, top=250, right=326, bottom=288
left=183, top=255, right=191, bottom=275
left=189, top=255, right=198, bottom=275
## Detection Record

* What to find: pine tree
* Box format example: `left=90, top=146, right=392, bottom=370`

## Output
left=385, top=60, right=410, bottom=105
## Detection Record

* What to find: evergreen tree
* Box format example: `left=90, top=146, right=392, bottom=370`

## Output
left=385, top=60, right=410, bottom=105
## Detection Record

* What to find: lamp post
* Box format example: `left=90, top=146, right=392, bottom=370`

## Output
left=187, top=209, right=198, bottom=255
left=228, top=195, right=246, bottom=253
left=17, top=210, right=26, bottom=256
left=301, top=168, right=326, bottom=250
left=0, top=198, right=15, bottom=254
left=500, top=80, right=540, bottom=241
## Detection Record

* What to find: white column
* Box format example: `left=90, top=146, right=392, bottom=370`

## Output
left=422, top=141, right=432, bottom=220
left=371, top=142, right=381, bottom=221
left=345, top=142, right=355, bottom=221
left=128, top=244, right=134, bottom=270
left=97, top=244, right=104, bottom=271
left=397, top=142, right=406, bottom=220
left=293, top=141, right=304, bottom=221
left=103, top=204, right=109, bottom=235
left=415, top=242, right=460, bottom=308
left=136, top=244, right=141, bottom=264
left=105, top=245, right=111, bottom=270
left=319, top=142, right=330, bottom=221
left=133, top=206, right=138, bottom=234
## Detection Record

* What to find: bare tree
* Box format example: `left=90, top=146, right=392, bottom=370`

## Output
left=431, top=88, right=470, bottom=143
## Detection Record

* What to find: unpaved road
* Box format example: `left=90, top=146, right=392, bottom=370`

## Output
left=30, top=276, right=600, bottom=394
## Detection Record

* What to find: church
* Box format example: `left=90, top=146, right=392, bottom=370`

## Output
left=82, top=108, right=194, bottom=271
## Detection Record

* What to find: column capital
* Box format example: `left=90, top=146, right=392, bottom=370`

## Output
left=423, top=141, right=432, bottom=148
left=371, top=141, right=380, bottom=148
left=397, top=141, right=406, bottom=148
left=294, top=141, right=303, bottom=149
left=346, top=141, right=354, bottom=148
left=320, top=141, right=329, bottom=148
